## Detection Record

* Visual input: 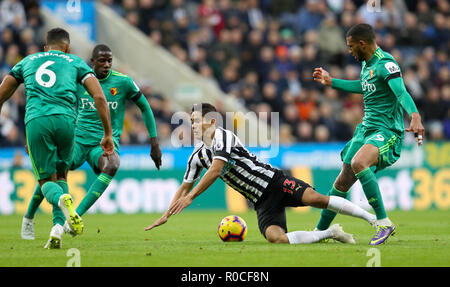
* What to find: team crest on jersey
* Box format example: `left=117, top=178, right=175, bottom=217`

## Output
left=110, top=88, right=118, bottom=96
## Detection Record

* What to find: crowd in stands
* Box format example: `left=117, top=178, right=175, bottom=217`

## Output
left=0, top=0, right=449, bottom=148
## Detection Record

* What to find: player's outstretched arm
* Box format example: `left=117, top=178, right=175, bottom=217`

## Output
left=313, top=67, right=363, bottom=94
left=169, top=159, right=225, bottom=215
left=83, top=76, right=114, bottom=155
left=144, top=181, right=194, bottom=231
left=387, top=77, right=425, bottom=145
left=0, top=75, right=20, bottom=113
left=134, top=95, right=162, bottom=169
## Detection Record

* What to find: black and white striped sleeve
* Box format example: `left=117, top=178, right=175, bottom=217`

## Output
left=183, top=145, right=204, bottom=183
left=212, top=128, right=235, bottom=162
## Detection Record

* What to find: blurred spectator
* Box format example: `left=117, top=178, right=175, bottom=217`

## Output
left=0, top=0, right=26, bottom=30
left=1, top=0, right=43, bottom=147
left=314, top=124, right=330, bottom=142
left=317, top=12, right=347, bottom=65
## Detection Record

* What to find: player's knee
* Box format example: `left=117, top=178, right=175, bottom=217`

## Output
left=56, top=170, right=67, bottom=181
left=102, top=154, right=120, bottom=176
left=350, top=157, right=367, bottom=174
left=334, top=178, right=351, bottom=193
left=265, top=226, right=289, bottom=244
left=302, top=187, right=328, bottom=209
left=266, top=233, right=286, bottom=244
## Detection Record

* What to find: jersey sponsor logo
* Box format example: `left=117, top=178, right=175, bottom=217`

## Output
left=361, top=79, right=376, bottom=92
left=80, top=98, right=119, bottom=110
left=220, top=159, right=235, bottom=176
left=384, top=62, right=400, bottom=74
left=110, top=88, right=118, bottom=96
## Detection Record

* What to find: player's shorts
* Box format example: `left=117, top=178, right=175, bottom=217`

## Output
left=26, top=114, right=75, bottom=180
left=69, top=141, right=106, bottom=174
left=341, top=123, right=404, bottom=173
left=255, top=169, right=312, bottom=237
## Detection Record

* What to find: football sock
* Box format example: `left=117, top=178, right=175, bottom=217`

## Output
left=356, top=168, right=388, bottom=220
left=376, top=217, right=392, bottom=226
left=57, top=180, right=69, bottom=194
left=24, top=184, right=44, bottom=219
left=326, top=196, right=376, bottom=225
left=41, top=181, right=64, bottom=207
left=76, top=173, right=112, bottom=216
left=52, top=180, right=69, bottom=226
left=316, top=186, right=348, bottom=230
left=286, top=229, right=332, bottom=244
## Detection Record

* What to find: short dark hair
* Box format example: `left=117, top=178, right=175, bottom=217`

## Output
left=92, top=44, right=112, bottom=58
left=346, top=23, right=375, bottom=44
left=46, top=28, right=70, bottom=45
left=192, top=103, right=217, bottom=117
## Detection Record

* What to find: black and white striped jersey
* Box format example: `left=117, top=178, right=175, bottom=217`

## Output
left=183, top=127, right=278, bottom=204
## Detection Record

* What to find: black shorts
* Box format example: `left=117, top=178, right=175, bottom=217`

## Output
left=255, top=169, right=313, bottom=237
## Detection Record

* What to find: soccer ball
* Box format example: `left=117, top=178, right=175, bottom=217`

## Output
left=218, top=215, right=247, bottom=242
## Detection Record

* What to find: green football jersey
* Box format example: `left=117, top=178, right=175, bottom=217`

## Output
left=359, top=47, right=405, bottom=135
left=75, top=69, right=141, bottom=149
left=9, top=50, right=93, bottom=124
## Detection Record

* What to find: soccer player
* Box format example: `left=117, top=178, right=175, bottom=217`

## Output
left=0, top=28, right=114, bottom=247
left=21, top=44, right=162, bottom=246
left=312, top=23, right=425, bottom=245
left=145, top=103, right=379, bottom=245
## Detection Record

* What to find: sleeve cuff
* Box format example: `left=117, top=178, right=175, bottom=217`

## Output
left=130, top=92, right=143, bottom=102
left=213, top=156, right=228, bottom=162
left=80, top=72, right=95, bottom=85
left=385, top=72, right=401, bottom=83
left=8, top=72, right=23, bottom=84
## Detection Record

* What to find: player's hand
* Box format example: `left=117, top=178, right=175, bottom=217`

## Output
left=405, top=112, right=425, bottom=146
left=144, top=214, right=169, bottom=231
left=101, top=135, right=115, bottom=157
left=168, top=196, right=192, bottom=215
left=150, top=137, right=162, bottom=170
left=312, top=67, right=332, bottom=86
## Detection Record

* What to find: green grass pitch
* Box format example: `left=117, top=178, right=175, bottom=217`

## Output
left=1, top=209, right=449, bottom=267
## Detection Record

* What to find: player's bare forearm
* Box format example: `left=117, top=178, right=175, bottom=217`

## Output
left=96, top=99, right=112, bottom=135
left=167, top=181, right=194, bottom=213
left=93, top=95, right=112, bottom=137
left=0, top=75, right=19, bottom=110
left=169, top=159, right=225, bottom=215
left=144, top=181, right=194, bottom=231
left=83, top=77, right=113, bottom=137
left=186, top=159, right=224, bottom=201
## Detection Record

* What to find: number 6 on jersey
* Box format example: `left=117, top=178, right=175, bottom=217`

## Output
left=35, top=60, right=56, bottom=88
